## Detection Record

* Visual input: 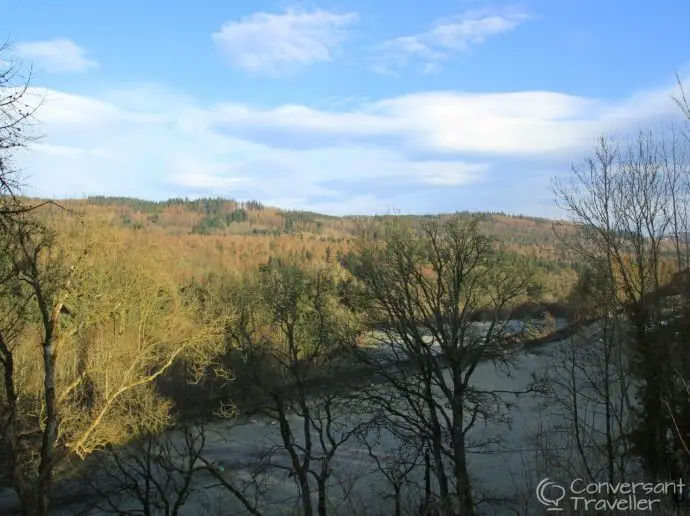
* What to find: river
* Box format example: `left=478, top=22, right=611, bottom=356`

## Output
left=3, top=320, right=634, bottom=515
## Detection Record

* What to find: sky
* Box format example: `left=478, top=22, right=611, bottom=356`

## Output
left=2, top=0, right=690, bottom=217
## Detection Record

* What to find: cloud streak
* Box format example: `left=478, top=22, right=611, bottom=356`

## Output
left=372, top=7, right=531, bottom=74
left=213, top=8, right=357, bottom=75
left=208, top=89, right=671, bottom=157
left=15, top=39, right=98, bottom=73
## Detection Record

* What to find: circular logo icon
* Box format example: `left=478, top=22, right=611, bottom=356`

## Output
left=536, top=478, right=566, bottom=511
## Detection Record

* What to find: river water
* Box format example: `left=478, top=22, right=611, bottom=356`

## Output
left=123, top=327, right=568, bottom=515
left=3, top=320, right=637, bottom=515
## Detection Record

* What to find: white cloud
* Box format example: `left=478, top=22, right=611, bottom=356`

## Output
left=373, top=8, right=531, bottom=74
left=173, top=174, right=250, bottom=189
left=9, top=74, right=689, bottom=215
left=35, top=90, right=122, bottom=125
left=16, top=39, right=98, bottom=73
left=414, top=162, right=489, bottom=185
left=374, top=91, right=599, bottom=155
left=207, top=91, right=606, bottom=155
left=33, top=143, right=89, bottom=158
left=172, top=161, right=251, bottom=189
left=207, top=82, right=689, bottom=158
left=212, top=8, right=357, bottom=74
left=284, top=194, right=384, bottom=216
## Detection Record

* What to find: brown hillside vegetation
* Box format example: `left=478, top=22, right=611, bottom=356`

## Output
left=36, top=197, right=580, bottom=305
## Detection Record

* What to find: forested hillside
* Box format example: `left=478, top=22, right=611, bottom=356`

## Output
left=48, top=196, right=580, bottom=307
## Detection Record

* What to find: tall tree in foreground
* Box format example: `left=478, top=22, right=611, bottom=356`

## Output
left=0, top=212, right=75, bottom=516
left=534, top=259, right=635, bottom=490
left=0, top=209, right=231, bottom=515
left=344, top=215, right=538, bottom=515
left=552, top=113, right=690, bottom=484
left=0, top=43, right=233, bottom=514
left=218, top=258, right=365, bottom=516
left=0, top=40, right=57, bottom=516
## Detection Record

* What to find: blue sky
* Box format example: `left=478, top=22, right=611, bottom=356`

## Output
left=3, top=0, right=690, bottom=217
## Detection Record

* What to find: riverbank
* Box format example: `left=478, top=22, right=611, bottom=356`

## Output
left=173, top=318, right=577, bottom=421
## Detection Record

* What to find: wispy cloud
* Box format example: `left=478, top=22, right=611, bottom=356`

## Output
left=212, top=8, right=357, bottom=75
left=173, top=173, right=250, bottom=189
left=209, top=91, right=603, bottom=156
left=15, top=74, right=688, bottom=215
left=372, top=7, right=531, bottom=74
left=15, top=39, right=98, bottom=73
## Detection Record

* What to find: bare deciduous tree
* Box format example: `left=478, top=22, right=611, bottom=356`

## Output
left=0, top=210, right=232, bottom=515
left=218, top=258, right=366, bottom=516
left=355, top=421, right=424, bottom=516
left=535, top=260, right=636, bottom=487
left=552, top=94, right=690, bottom=488
left=344, top=215, right=539, bottom=515
left=0, top=212, right=82, bottom=515
left=0, top=41, right=57, bottom=219
left=83, top=423, right=208, bottom=516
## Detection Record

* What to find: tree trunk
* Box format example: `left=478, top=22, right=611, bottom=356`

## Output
left=452, top=384, right=473, bottom=516
left=421, top=451, right=432, bottom=515
left=317, top=474, right=327, bottom=516
left=36, top=341, right=58, bottom=516
left=300, top=476, right=313, bottom=516
left=1, top=334, right=32, bottom=512
left=603, top=319, right=616, bottom=486
left=453, top=439, right=472, bottom=515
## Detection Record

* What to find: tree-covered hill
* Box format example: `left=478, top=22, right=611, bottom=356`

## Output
left=35, top=196, right=579, bottom=306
